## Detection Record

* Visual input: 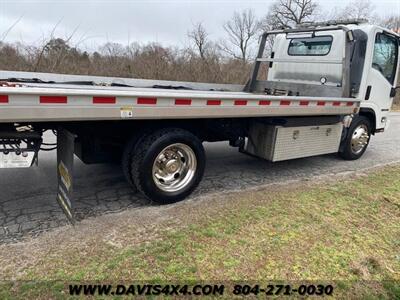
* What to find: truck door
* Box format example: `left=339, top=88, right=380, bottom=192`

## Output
left=364, top=31, right=399, bottom=130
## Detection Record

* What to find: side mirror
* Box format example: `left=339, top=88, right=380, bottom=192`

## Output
left=390, top=86, right=400, bottom=98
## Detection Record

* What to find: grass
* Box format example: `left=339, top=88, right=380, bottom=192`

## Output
left=1, top=165, right=400, bottom=299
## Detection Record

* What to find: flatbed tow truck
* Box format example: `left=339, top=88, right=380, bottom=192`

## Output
left=0, top=19, right=398, bottom=222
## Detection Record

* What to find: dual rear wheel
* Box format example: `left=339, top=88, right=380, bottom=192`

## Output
left=122, top=128, right=205, bottom=204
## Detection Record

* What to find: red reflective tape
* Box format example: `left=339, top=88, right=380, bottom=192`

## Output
left=259, top=100, right=271, bottom=105
left=234, top=100, right=247, bottom=106
left=93, top=96, right=116, bottom=104
left=207, top=100, right=221, bottom=105
left=332, top=101, right=341, bottom=106
left=137, top=97, right=157, bottom=105
left=280, top=100, right=291, bottom=106
left=299, top=101, right=309, bottom=106
left=0, top=95, right=9, bottom=103
left=40, top=96, right=67, bottom=104
left=175, top=99, right=192, bottom=105
left=317, top=101, right=326, bottom=106
left=346, top=102, right=354, bottom=106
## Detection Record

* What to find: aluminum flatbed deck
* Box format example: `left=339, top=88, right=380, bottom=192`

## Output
left=0, top=71, right=359, bottom=123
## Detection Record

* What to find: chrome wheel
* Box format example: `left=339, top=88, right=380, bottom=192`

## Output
left=351, top=124, right=369, bottom=155
left=152, top=143, right=197, bottom=193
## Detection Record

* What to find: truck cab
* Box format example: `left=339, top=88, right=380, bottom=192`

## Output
left=359, top=24, right=399, bottom=131
left=266, top=21, right=400, bottom=133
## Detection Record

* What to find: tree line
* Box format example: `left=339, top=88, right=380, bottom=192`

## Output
left=0, top=0, right=399, bottom=87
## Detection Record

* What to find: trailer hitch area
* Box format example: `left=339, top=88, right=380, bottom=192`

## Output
left=56, top=128, right=77, bottom=224
left=0, top=129, right=42, bottom=168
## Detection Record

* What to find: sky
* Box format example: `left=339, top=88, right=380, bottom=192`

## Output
left=1, top=0, right=399, bottom=51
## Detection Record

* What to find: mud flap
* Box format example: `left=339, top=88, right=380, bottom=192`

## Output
left=56, top=128, right=76, bottom=224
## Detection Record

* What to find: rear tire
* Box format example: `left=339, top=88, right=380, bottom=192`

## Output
left=339, top=116, right=371, bottom=160
left=130, top=128, right=205, bottom=204
left=122, top=133, right=147, bottom=191
left=122, top=129, right=154, bottom=190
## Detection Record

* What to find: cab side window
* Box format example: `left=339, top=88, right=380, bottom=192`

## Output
left=372, top=33, right=398, bottom=85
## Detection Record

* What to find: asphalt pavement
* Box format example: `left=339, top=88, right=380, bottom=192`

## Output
left=1, top=113, right=399, bottom=243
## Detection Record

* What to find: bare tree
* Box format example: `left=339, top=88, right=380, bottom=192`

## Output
left=33, top=19, right=63, bottom=71
left=1, top=15, right=24, bottom=43
left=258, top=0, right=318, bottom=56
left=220, top=9, right=261, bottom=62
left=330, top=0, right=378, bottom=22
left=380, top=15, right=400, bottom=32
left=188, top=22, right=210, bottom=59
left=263, top=0, right=319, bottom=30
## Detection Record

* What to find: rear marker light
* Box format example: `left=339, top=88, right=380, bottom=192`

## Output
left=0, top=95, right=9, bottom=103
left=175, top=99, right=192, bottom=105
left=234, top=100, right=247, bottom=106
left=207, top=100, right=221, bottom=105
left=259, top=100, right=271, bottom=105
left=40, top=96, right=67, bottom=104
left=280, top=100, right=291, bottom=106
left=93, top=96, right=116, bottom=104
left=137, top=97, right=157, bottom=105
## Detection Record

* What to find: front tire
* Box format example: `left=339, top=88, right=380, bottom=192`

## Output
left=130, top=128, right=205, bottom=204
left=339, top=116, right=371, bottom=160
